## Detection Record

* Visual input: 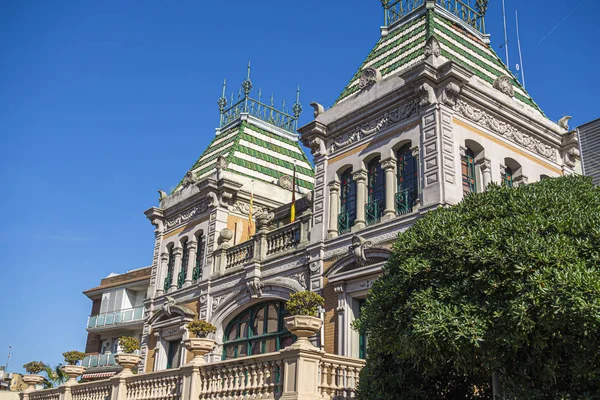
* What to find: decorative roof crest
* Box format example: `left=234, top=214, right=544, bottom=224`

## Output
left=218, top=62, right=302, bottom=132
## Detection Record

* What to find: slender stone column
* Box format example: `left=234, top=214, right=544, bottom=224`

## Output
left=170, top=247, right=183, bottom=292
left=352, top=170, right=367, bottom=231
left=478, top=158, right=492, bottom=189
left=380, top=158, right=397, bottom=220
left=411, top=146, right=421, bottom=206
left=185, top=241, right=197, bottom=287
left=327, top=181, right=340, bottom=239
left=156, top=252, right=169, bottom=296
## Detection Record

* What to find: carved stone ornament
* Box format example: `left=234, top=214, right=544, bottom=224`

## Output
left=231, top=200, right=269, bottom=218
left=493, top=75, right=515, bottom=97
left=558, top=116, right=572, bottom=131
left=255, top=212, right=274, bottom=230
left=423, top=36, right=442, bottom=58
left=358, top=67, right=382, bottom=90
left=416, top=83, right=436, bottom=107
left=442, top=82, right=461, bottom=107
left=158, top=190, right=168, bottom=201
left=289, top=272, right=308, bottom=290
left=309, top=137, right=326, bottom=157
left=182, top=171, right=199, bottom=188
left=310, top=102, right=325, bottom=118
left=278, top=174, right=294, bottom=190
left=349, top=235, right=373, bottom=268
left=166, top=201, right=210, bottom=229
left=453, top=100, right=556, bottom=161
left=216, top=155, right=229, bottom=170
left=331, top=98, right=420, bottom=152
left=564, top=147, right=580, bottom=168
left=246, top=277, right=264, bottom=299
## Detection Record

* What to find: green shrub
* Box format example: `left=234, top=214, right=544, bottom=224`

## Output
left=118, top=336, right=140, bottom=354
left=62, top=351, right=86, bottom=365
left=186, top=319, right=217, bottom=338
left=355, top=176, right=600, bottom=399
left=286, top=291, right=324, bottom=317
left=23, top=361, right=46, bottom=375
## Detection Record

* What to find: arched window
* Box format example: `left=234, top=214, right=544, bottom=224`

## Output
left=502, top=166, right=514, bottom=188
left=339, top=168, right=356, bottom=235
left=461, top=147, right=477, bottom=195
left=223, top=301, right=292, bottom=360
left=366, top=157, right=385, bottom=225
left=177, top=241, right=189, bottom=289
left=163, top=246, right=174, bottom=292
left=396, top=145, right=418, bottom=215
left=192, top=233, right=205, bottom=283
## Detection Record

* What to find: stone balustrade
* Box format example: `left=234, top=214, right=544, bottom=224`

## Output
left=266, top=221, right=301, bottom=256
left=21, top=346, right=364, bottom=400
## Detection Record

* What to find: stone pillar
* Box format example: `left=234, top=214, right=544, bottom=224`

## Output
left=58, top=386, right=70, bottom=400
left=185, top=241, right=197, bottom=287
left=478, top=158, right=492, bottom=189
left=280, top=348, right=323, bottom=400
left=180, top=365, right=201, bottom=400
left=109, top=375, right=126, bottom=400
left=156, top=252, right=170, bottom=296
left=380, top=158, right=397, bottom=220
left=411, top=146, right=422, bottom=206
left=327, top=181, right=340, bottom=239
left=351, top=170, right=367, bottom=231
left=334, top=284, right=346, bottom=356
left=170, top=247, right=183, bottom=292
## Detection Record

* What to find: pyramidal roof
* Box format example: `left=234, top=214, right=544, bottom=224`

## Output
left=336, top=2, right=544, bottom=116
left=174, top=119, right=314, bottom=192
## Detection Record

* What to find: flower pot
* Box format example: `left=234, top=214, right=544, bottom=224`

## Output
left=61, top=365, right=86, bottom=386
left=284, top=315, right=323, bottom=350
left=115, top=353, right=141, bottom=377
left=183, top=338, right=216, bottom=365
left=22, top=374, right=44, bottom=392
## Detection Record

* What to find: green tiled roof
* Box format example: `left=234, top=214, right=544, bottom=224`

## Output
left=336, top=9, right=545, bottom=116
left=174, top=121, right=315, bottom=193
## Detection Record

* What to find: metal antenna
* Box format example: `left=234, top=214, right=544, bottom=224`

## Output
left=501, top=0, right=510, bottom=67
left=516, top=10, right=526, bottom=88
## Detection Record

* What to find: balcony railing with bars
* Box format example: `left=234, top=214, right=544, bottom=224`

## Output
left=265, top=221, right=301, bottom=256
left=87, top=306, right=144, bottom=329
left=338, top=210, right=355, bottom=235
left=365, top=200, right=383, bottom=226
left=81, top=353, right=116, bottom=368
left=396, top=188, right=417, bottom=215
left=383, top=0, right=487, bottom=34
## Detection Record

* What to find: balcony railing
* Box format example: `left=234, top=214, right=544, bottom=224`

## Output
left=87, top=306, right=144, bottom=329
left=225, top=241, right=255, bottom=270
left=365, top=200, right=383, bottom=226
left=338, top=210, right=355, bottom=235
left=266, top=220, right=301, bottom=256
left=396, top=188, right=417, bottom=215
left=81, top=354, right=116, bottom=368
left=24, top=346, right=364, bottom=400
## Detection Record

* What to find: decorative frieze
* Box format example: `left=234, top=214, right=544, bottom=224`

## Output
left=230, top=200, right=269, bottom=217
left=166, top=201, right=210, bottom=229
left=453, top=100, right=556, bottom=161
left=330, top=98, right=420, bottom=152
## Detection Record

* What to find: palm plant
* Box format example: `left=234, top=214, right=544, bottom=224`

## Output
left=42, top=364, right=68, bottom=388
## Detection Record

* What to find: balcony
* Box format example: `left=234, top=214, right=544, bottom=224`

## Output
left=81, top=353, right=116, bottom=368
left=26, top=345, right=365, bottom=400
left=87, top=306, right=144, bottom=329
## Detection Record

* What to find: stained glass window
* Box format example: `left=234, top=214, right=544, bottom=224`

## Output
left=502, top=166, right=514, bottom=188
left=339, top=168, right=356, bottom=234
left=366, top=157, right=385, bottom=225
left=461, top=148, right=477, bottom=195
left=396, top=145, right=418, bottom=215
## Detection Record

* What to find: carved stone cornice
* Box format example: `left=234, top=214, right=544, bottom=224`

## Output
left=453, top=99, right=556, bottom=162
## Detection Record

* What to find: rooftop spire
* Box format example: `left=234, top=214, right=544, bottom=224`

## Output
left=218, top=64, right=302, bottom=133
left=382, top=0, right=487, bottom=34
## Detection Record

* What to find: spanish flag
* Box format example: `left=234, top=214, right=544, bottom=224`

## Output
left=290, top=165, right=296, bottom=223
left=248, top=181, right=254, bottom=236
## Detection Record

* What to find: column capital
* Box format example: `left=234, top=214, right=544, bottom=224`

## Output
left=328, top=181, right=340, bottom=192
left=380, top=158, right=396, bottom=171
left=410, top=145, right=420, bottom=158
left=459, top=145, right=467, bottom=158
left=187, top=241, right=198, bottom=251
left=499, top=164, right=507, bottom=175
left=160, top=252, right=170, bottom=262
left=477, top=157, right=491, bottom=172
left=351, top=170, right=368, bottom=183
left=172, top=247, right=183, bottom=257
left=514, top=175, right=529, bottom=186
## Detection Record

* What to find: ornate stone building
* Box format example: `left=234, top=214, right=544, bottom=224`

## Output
left=136, top=0, right=580, bottom=372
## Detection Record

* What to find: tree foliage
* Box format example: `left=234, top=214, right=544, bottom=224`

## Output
left=354, top=176, right=600, bottom=399
left=286, top=291, right=324, bottom=317
left=118, top=336, right=140, bottom=354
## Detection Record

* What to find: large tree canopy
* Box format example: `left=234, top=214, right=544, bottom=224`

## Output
left=354, top=176, right=600, bottom=399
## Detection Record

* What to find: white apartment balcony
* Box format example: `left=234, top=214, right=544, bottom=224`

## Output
left=86, top=306, right=144, bottom=332
left=81, top=353, right=117, bottom=368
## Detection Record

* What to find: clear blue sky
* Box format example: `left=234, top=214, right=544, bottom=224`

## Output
left=1, top=0, right=598, bottom=373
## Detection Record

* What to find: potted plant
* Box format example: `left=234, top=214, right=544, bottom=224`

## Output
left=22, top=361, right=46, bottom=391
left=183, top=319, right=217, bottom=365
left=61, top=351, right=86, bottom=385
left=284, top=291, right=324, bottom=349
left=114, top=336, right=141, bottom=376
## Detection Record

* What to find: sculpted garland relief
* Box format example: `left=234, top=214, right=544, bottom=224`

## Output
left=453, top=100, right=557, bottom=162
left=166, top=201, right=210, bottom=229
left=330, top=98, right=420, bottom=152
